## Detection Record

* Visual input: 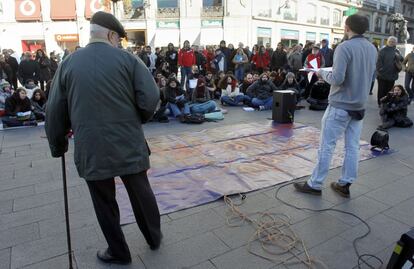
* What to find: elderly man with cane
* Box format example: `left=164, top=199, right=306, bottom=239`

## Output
left=45, top=11, right=161, bottom=265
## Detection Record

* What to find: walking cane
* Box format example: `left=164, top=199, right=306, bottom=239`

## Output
left=61, top=154, right=74, bottom=269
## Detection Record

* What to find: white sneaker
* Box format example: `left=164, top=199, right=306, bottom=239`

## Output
left=220, top=108, right=228, bottom=114
left=259, top=105, right=265, bottom=111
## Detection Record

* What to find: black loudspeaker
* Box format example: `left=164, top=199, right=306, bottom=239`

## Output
left=370, top=130, right=389, bottom=151
left=387, top=228, right=414, bottom=269
left=272, top=90, right=296, bottom=123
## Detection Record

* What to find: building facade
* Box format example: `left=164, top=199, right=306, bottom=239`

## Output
left=0, top=0, right=363, bottom=56
left=400, top=0, right=414, bottom=44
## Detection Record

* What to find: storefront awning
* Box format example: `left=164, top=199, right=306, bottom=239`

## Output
left=50, top=0, right=76, bottom=20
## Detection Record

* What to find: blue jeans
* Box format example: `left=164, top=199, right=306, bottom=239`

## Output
left=307, top=106, right=363, bottom=190
left=180, top=66, right=193, bottom=88
left=405, top=72, right=414, bottom=100
left=235, top=66, right=244, bottom=82
left=167, top=96, right=190, bottom=117
left=221, top=95, right=250, bottom=106
left=190, top=100, right=217, bottom=114
left=251, top=97, right=273, bottom=110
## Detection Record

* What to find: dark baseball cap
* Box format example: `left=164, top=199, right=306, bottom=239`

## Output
left=90, top=11, right=127, bottom=38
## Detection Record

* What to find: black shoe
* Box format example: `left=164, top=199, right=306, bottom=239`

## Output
left=369, top=92, right=373, bottom=95
left=293, top=181, right=321, bottom=195
left=97, top=249, right=131, bottom=265
left=331, top=182, right=351, bottom=198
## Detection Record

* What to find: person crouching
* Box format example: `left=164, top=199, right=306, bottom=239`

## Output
left=379, top=85, right=413, bottom=129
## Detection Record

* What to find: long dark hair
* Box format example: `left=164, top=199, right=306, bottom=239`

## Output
left=31, top=88, right=47, bottom=104
left=218, top=74, right=238, bottom=90
left=195, top=76, right=206, bottom=98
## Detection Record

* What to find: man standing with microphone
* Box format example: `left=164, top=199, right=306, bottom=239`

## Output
left=45, top=11, right=161, bottom=265
left=294, top=14, right=377, bottom=198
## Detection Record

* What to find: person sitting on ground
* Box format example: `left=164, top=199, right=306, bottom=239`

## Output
left=30, top=88, right=47, bottom=121
left=304, top=44, right=325, bottom=98
left=156, top=61, right=170, bottom=79
left=252, top=72, right=260, bottom=82
left=379, top=85, right=413, bottom=129
left=3, top=87, right=37, bottom=127
left=219, top=74, right=250, bottom=106
left=279, top=72, right=302, bottom=103
left=152, top=76, right=169, bottom=123
left=246, top=73, right=277, bottom=110
left=164, top=77, right=190, bottom=121
left=213, top=71, right=225, bottom=99
left=240, top=73, right=254, bottom=95
left=306, top=76, right=331, bottom=110
left=0, top=81, right=12, bottom=117
left=190, top=76, right=217, bottom=114
left=205, top=71, right=216, bottom=99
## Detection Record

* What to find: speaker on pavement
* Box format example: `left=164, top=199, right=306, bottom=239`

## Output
left=272, top=90, right=296, bottom=123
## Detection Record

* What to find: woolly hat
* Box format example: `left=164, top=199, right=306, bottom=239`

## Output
left=0, top=80, right=10, bottom=89
left=90, top=11, right=127, bottom=38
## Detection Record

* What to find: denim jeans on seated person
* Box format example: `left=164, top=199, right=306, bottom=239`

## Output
left=307, top=105, right=363, bottom=190
left=167, top=95, right=190, bottom=117
left=221, top=95, right=251, bottom=106
left=251, top=97, right=273, bottom=110
left=190, top=100, right=217, bottom=114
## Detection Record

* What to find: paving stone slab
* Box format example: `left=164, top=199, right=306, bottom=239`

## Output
left=1, top=203, right=63, bottom=231
left=0, top=223, right=40, bottom=250
left=365, top=178, right=414, bottom=206
left=189, top=260, right=217, bottom=269
left=339, top=214, right=411, bottom=255
left=139, top=232, right=229, bottom=269
left=356, top=169, right=402, bottom=189
left=383, top=197, right=414, bottom=227
left=291, top=212, right=351, bottom=249
left=329, top=196, right=390, bottom=226
left=18, top=254, right=69, bottom=269
left=0, top=248, right=11, bottom=269
left=12, top=187, right=80, bottom=212
left=0, top=200, right=13, bottom=215
left=0, top=185, right=35, bottom=202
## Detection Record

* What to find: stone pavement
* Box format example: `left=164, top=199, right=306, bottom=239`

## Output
left=1, top=77, right=414, bottom=269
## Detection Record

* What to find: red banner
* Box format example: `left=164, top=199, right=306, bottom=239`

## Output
left=15, top=0, right=42, bottom=21
left=85, top=0, right=111, bottom=19
left=50, top=0, right=76, bottom=20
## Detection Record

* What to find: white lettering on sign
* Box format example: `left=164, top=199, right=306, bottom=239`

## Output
left=20, top=0, right=36, bottom=16
left=90, top=0, right=105, bottom=13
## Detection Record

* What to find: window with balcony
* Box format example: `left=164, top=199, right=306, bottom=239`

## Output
left=123, top=0, right=145, bottom=19
left=202, top=0, right=223, bottom=17
left=282, top=0, right=297, bottom=21
left=333, top=9, right=341, bottom=27
left=157, top=0, right=179, bottom=18
left=320, top=6, right=330, bottom=26
left=306, top=3, right=317, bottom=24
left=375, top=16, right=382, bottom=33
left=254, top=0, right=272, bottom=18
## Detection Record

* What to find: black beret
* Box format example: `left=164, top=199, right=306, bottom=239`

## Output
left=90, top=11, right=127, bottom=38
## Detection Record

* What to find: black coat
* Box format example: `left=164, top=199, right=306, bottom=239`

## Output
left=45, top=41, right=159, bottom=181
left=5, top=93, right=32, bottom=116
left=377, top=46, right=404, bottom=81
left=164, top=85, right=186, bottom=104
left=5, top=56, right=19, bottom=77
left=50, top=58, right=58, bottom=78
left=18, top=60, right=40, bottom=84
left=165, top=50, right=178, bottom=71
left=0, top=62, right=13, bottom=85
left=271, top=50, right=288, bottom=71
left=36, top=56, right=51, bottom=82
left=380, top=94, right=409, bottom=121
left=246, top=80, right=278, bottom=100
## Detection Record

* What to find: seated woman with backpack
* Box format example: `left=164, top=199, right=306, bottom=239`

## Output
left=246, top=73, right=277, bottom=110
left=164, top=77, right=190, bottom=121
left=378, top=85, right=413, bottom=130
left=3, top=87, right=37, bottom=127
left=219, top=74, right=250, bottom=106
left=190, top=76, right=217, bottom=114
left=31, top=88, right=47, bottom=121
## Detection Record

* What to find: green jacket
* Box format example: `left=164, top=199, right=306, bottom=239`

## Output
left=45, top=40, right=159, bottom=181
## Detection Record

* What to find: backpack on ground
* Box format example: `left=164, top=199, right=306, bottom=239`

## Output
left=182, top=113, right=205, bottom=124
left=204, top=111, right=224, bottom=121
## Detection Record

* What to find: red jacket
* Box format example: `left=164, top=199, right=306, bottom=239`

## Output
left=305, top=53, right=323, bottom=68
left=178, top=48, right=196, bottom=67
left=252, top=52, right=270, bottom=69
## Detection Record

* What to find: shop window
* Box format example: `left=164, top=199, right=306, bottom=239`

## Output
left=203, top=0, right=222, bottom=7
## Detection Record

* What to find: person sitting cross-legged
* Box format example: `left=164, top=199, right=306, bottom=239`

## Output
left=164, top=77, right=190, bottom=121
left=246, top=73, right=277, bottom=110
left=190, top=76, right=217, bottom=114
left=3, top=87, right=37, bottom=127
left=219, top=74, right=250, bottom=106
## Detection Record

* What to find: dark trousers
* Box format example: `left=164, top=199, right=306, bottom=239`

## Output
left=405, top=72, right=414, bottom=100
left=86, top=171, right=161, bottom=260
left=377, top=79, right=395, bottom=106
